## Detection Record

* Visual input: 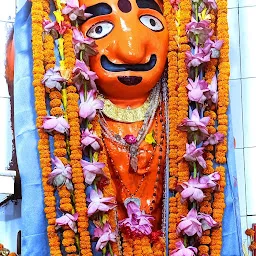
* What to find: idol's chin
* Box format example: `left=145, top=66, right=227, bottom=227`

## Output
left=117, top=76, right=142, bottom=86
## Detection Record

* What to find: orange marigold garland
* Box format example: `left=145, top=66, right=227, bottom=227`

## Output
left=164, top=0, right=229, bottom=253
left=175, top=0, right=191, bottom=242
left=31, top=0, right=62, bottom=255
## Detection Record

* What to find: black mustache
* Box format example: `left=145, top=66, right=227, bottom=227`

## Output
left=100, top=54, right=157, bottom=72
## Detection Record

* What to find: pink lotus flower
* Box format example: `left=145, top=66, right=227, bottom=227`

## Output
left=199, top=172, right=220, bottom=189
left=185, top=45, right=211, bottom=68
left=43, top=19, right=57, bottom=32
left=198, top=213, right=218, bottom=231
left=87, top=189, right=116, bottom=216
left=62, top=0, right=92, bottom=21
left=94, top=223, right=117, bottom=251
left=56, top=213, right=78, bottom=232
left=42, top=116, right=70, bottom=134
left=42, top=66, right=66, bottom=91
left=205, top=38, right=224, bottom=51
left=119, top=202, right=154, bottom=236
left=81, top=128, right=101, bottom=151
left=170, top=240, right=198, bottom=256
left=43, top=19, right=71, bottom=36
left=208, top=75, right=218, bottom=104
left=186, top=77, right=209, bottom=104
left=48, top=157, right=73, bottom=191
left=177, top=208, right=202, bottom=237
left=178, top=108, right=210, bottom=135
left=73, top=59, right=98, bottom=90
left=72, top=27, right=94, bottom=46
left=177, top=178, right=206, bottom=203
left=186, top=18, right=213, bottom=46
left=203, top=132, right=224, bottom=146
left=72, top=28, right=97, bottom=62
left=123, top=134, right=137, bottom=145
left=184, top=142, right=206, bottom=169
left=81, top=159, right=105, bottom=185
left=79, top=90, right=104, bottom=120
left=177, top=173, right=220, bottom=202
left=203, top=0, right=217, bottom=10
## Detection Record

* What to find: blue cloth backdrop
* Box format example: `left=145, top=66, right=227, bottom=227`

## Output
left=14, top=2, right=242, bottom=256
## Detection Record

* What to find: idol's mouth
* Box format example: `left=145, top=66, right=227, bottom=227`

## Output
left=117, top=76, right=142, bottom=86
left=100, top=54, right=157, bottom=72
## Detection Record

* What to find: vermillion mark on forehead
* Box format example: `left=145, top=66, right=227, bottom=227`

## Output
left=118, top=0, right=132, bottom=13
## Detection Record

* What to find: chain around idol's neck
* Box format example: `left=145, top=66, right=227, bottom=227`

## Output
left=98, top=82, right=161, bottom=123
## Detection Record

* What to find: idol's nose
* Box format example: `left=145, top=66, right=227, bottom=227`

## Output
left=112, top=26, right=148, bottom=65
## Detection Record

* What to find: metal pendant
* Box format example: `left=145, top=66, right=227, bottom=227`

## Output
left=124, top=197, right=141, bottom=208
left=129, top=144, right=138, bottom=172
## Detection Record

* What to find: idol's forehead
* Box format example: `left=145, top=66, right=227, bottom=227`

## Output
left=79, top=0, right=163, bottom=13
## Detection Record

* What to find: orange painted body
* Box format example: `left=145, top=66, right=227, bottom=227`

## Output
left=80, top=0, right=169, bottom=228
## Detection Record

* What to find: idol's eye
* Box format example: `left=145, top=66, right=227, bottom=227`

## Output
left=86, top=21, right=114, bottom=39
left=139, top=15, right=163, bottom=31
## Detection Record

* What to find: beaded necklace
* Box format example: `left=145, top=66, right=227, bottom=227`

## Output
left=99, top=82, right=161, bottom=172
left=101, top=103, right=165, bottom=214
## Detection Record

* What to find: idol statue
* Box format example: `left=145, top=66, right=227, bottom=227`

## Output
left=79, top=0, right=168, bottom=229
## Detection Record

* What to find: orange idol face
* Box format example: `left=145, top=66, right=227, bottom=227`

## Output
left=79, top=0, right=168, bottom=100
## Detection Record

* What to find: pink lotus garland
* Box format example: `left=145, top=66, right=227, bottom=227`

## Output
left=173, top=0, right=223, bottom=253
left=184, top=142, right=206, bottom=168
left=41, top=4, right=119, bottom=254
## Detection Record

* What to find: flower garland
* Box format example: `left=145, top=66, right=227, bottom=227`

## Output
left=30, top=0, right=230, bottom=254
left=32, top=0, right=121, bottom=255
left=163, top=0, right=229, bottom=254
left=31, top=0, right=62, bottom=255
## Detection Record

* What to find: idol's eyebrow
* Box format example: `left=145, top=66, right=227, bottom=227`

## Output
left=136, top=0, right=162, bottom=14
left=85, top=3, right=113, bottom=18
